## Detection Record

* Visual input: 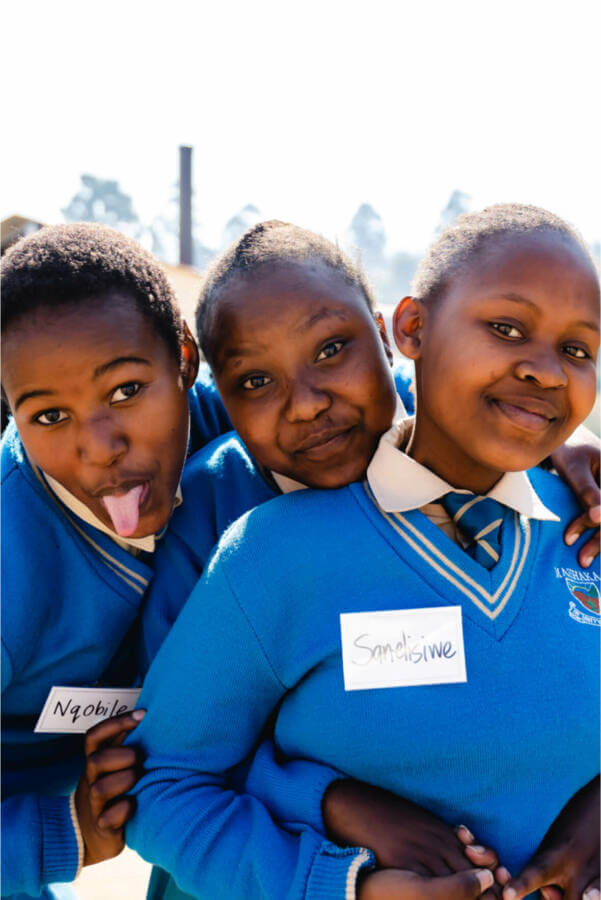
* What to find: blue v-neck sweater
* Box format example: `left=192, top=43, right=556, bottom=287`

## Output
left=128, top=470, right=599, bottom=900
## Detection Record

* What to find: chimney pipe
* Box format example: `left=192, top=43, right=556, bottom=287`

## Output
left=179, top=146, right=193, bottom=266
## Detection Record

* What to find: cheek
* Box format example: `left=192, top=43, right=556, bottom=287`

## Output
left=567, top=370, right=598, bottom=422
left=228, top=403, right=284, bottom=463
left=16, top=425, right=71, bottom=476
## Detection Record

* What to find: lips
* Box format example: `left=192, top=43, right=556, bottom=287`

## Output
left=491, top=396, right=561, bottom=432
left=293, top=425, right=356, bottom=460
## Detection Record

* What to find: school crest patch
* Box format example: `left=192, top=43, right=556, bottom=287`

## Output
left=555, top=567, right=601, bottom=626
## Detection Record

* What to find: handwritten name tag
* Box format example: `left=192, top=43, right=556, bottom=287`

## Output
left=340, top=606, right=467, bottom=691
left=34, top=686, right=141, bottom=733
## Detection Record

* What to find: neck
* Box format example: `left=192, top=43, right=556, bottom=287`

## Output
left=406, top=420, right=504, bottom=495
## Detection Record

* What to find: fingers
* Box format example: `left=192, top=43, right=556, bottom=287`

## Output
left=540, top=888, right=562, bottom=900
left=427, top=868, right=495, bottom=899
left=577, top=530, right=600, bottom=568
left=97, top=798, right=136, bottom=831
left=583, top=880, right=600, bottom=900
left=84, top=709, right=146, bottom=755
left=552, top=443, right=600, bottom=512
left=564, top=502, right=601, bottom=565
left=457, top=825, right=507, bottom=889
left=88, top=768, right=139, bottom=818
left=463, top=844, right=500, bottom=871
left=85, top=745, right=139, bottom=781
left=503, top=852, right=556, bottom=900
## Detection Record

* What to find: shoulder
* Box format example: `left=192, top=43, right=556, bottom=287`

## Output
left=1, top=428, right=58, bottom=535
left=184, top=431, right=258, bottom=482
left=213, top=484, right=359, bottom=574
left=166, top=432, right=275, bottom=554
left=527, top=466, right=582, bottom=524
left=179, top=431, right=270, bottom=510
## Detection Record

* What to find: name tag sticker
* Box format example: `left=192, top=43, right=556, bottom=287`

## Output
left=34, top=686, right=142, bottom=733
left=340, top=606, right=467, bottom=691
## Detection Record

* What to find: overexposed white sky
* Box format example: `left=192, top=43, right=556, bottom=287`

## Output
left=2, top=0, right=600, bottom=255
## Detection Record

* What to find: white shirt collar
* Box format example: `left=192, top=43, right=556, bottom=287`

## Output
left=42, top=472, right=183, bottom=553
left=366, top=416, right=560, bottom=522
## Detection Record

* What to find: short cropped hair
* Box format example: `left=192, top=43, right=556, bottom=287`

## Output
left=1, top=223, right=184, bottom=361
left=196, top=220, right=377, bottom=366
left=411, top=203, right=597, bottom=304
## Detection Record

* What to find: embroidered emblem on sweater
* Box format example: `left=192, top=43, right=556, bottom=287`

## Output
left=556, top=567, right=601, bottom=626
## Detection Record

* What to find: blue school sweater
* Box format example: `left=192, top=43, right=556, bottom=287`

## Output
left=0, top=369, right=230, bottom=898
left=127, top=469, right=599, bottom=900
left=141, top=361, right=416, bottom=669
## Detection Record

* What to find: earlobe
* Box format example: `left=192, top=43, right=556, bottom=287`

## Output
left=392, top=296, right=424, bottom=360
left=181, top=322, right=200, bottom=389
left=374, top=312, right=394, bottom=366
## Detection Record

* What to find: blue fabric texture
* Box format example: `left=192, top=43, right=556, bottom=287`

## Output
left=128, top=467, right=599, bottom=899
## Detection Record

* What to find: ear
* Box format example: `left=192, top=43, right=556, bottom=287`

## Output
left=180, top=322, right=200, bottom=389
left=392, top=296, right=425, bottom=360
left=373, top=311, right=394, bottom=366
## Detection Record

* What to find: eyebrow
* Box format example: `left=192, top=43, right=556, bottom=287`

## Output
left=488, top=292, right=539, bottom=310
left=14, top=357, right=153, bottom=411
left=296, top=307, right=350, bottom=335
left=93, top=356, right=152, bottom=379
left=15, top=389, right=55, bottom=411
left=490, top=293, right=599, bottom=331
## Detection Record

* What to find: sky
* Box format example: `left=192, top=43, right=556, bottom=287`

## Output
left=2, top=0, right=600, bottom=256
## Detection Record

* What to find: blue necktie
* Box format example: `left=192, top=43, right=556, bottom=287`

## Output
left=441, top=492, right=506, bottom=570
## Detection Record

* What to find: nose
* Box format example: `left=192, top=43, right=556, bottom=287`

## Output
left=78, top=414, right=128, bottom=467
left=514, top=345, right=568, bottom=389
left=283, top=374, right=332, bottom=423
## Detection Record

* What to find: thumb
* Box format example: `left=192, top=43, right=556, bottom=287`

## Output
left=503, top=854, right=556, bottom=900
left=427, top=868, right=495, bottom=900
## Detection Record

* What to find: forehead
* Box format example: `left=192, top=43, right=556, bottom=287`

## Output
left=448, top=232, right=600, bottom=319
left=216, top=260, right=370, bottom=335
left=2, top=293, right=170, bottom=391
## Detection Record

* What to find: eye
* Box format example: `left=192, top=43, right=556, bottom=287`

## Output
left=110, top=382, right=142, bottom=403
left=490, top=322, right=523, bottom=339
left=34, top=408, right=69, bottom=426
left=316, top=340, right=344, bottom=361
left=241, top=374, right=273, bottom=391
left=563, top=344, right=590, bottom=360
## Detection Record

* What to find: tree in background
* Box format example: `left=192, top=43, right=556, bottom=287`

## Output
left=435, top=189, right=470, bottom=234
left=222, top=204, right=262, bottom=248
left=62, top=175, right=139, bottom=233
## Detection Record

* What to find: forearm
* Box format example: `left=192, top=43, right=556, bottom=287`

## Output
left=241, top=738, right=344, bottom=834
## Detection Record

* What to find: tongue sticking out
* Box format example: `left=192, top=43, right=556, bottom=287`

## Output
left=100, top=484, right=146, bottom=537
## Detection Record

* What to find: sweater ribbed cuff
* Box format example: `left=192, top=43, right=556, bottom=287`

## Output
left=38, top=794, right=81, bottom=885
left=305, top=842, right=375, bottom=900
left=69, top=790, right=85, bottom=876
left=292, top=767, right=346, bottom=834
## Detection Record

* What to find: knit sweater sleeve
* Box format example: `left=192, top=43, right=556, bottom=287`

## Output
left=1, top=643, right=81, bottom=895
left=127, top=560, right=374, bottom=900
left=1, top=790, right=80, bottom=894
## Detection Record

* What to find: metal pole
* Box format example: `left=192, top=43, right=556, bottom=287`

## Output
left=179, top=146, right=193, bottom=266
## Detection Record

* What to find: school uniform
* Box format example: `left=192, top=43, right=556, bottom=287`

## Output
left=127, top=418, right=600, bottom=900
left=142, top=363, right=416, bottom=669
left=1, top=363, right=414, bottom=899
left=0, top=367, right=229, bottom=898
